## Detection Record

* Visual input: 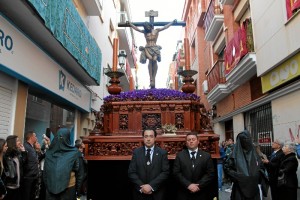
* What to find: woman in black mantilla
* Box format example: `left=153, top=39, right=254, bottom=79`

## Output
left=277, top=142, right=298, bottom=200
left=224, top=130, right=265, bottom=200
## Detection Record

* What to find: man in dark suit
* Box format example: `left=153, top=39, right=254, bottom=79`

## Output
left=262, top=139, right=285, bottom=200
left=128, top=129, right=170, bottom=200
left=173, top=132, right=215, bottom=200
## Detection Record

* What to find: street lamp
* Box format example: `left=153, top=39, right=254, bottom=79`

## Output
left=118, top=50, right=127, bottom=69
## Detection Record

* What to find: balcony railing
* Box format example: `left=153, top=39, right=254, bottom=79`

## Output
left=224, top=19, right=254, bottom=75
left=81, top=0, right=103, bottom=16
left=116, top=11, right=136, bottom=69
left=204, top=0, right=224, bottom=41
left=206, top=19, right=256, bottom=105
left=220, top=0, right=234, bottom=5
left=207, top=60, right=226, bottom=92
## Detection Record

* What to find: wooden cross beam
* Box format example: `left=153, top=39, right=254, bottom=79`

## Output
left=118, top=10, right=186, bottom=27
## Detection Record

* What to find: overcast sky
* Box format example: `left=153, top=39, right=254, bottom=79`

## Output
left=128, top=0, right=185, bottom=89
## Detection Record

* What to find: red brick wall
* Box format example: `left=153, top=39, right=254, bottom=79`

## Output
left=217, top=81, right=252, bottom=117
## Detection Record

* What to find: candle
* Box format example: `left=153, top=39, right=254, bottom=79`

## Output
left=112, top=38, right=118, bottom=71
left=184, top=38, right=190, bottom=70
left=175, top=75, right=178, bottom=90
left=129, top=75, right=134, bottom=91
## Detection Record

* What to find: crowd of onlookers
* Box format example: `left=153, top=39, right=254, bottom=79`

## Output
left=0, top=128, right=87, bottom=200
left=0, top=128, right=299, bottom=200
left=218, top=133, right=300, bottom=200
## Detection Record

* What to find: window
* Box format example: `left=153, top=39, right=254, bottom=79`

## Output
left=25, top=94, right=75, bottom=143
left=32, top=95, right=43, bottom=104
left=244, top=103, right=273, bottom=155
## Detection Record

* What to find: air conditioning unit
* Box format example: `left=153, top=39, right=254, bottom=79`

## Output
left=202, top=80, right=208, bottom=94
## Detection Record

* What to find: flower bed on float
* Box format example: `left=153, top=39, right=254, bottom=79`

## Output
left=103, top=88, right=200, bottom=103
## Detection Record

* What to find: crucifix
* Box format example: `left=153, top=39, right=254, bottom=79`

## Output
left=118, top=10, right=186, bottom=89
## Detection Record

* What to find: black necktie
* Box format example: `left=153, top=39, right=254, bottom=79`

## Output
left=146, top=149, right=151, bottom=165
left=191, top=151, right=196, bottom=168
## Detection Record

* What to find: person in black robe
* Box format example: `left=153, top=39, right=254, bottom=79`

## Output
left=224, top=130, right=264, bottom=200
left=43, top=128, right=84, bottom=200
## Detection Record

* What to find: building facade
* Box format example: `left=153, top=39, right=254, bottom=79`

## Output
left=0, top=0, right=136, bottom=142
left=181, top=0, right=300, bottom=153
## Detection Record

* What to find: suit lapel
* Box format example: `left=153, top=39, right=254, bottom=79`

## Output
left=183, top=149, right=193, bottom=167
left=141, top=148, right=148, bottom=167
left=194, top=151, right=201, bottom=168
left=151, top=147, right=159, bottom=166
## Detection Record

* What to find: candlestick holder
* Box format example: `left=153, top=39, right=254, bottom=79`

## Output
left=105, top=71, right=125, bottom=95
left=178, top=69, right=198, bottom=93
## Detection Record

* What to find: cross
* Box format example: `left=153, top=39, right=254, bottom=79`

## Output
left=118, top=10, right=186, bottom=27
left=118, top=10, right=185, bottom=89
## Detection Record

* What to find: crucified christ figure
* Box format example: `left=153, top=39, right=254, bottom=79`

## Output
left=127, top=19, right=177, bottom=88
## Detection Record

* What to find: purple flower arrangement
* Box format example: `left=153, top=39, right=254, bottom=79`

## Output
left=103, top=88, right=200, bottom=103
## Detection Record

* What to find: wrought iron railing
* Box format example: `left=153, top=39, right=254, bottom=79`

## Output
left=204, top=0, right=215, bottom=32
left=204, top=0, right=223, bottom=32
left=207, top=60, right=226, bottom=92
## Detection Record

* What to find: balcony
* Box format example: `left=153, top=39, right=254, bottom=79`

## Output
left=206, top=53, right=256, bottom=106
left=204, top=0, right=224, bottom=41
left=226, top=53, right=256, bottom=88
left=116, top=12, right=136, bottom=70
left=81, top=0, right=103, bottom=16
left=206, top=60, right=230, bottom=105
left=234, top=0, right=249, bottom=22
left=206, top=53, right=256, bottom=105
left=0, top=0, right=102, bottom=85
left=207, top=20, right=257, bottom=105
left=224, top=19, right=255, bottom=77
left=220, top=0, right=235, bottom=5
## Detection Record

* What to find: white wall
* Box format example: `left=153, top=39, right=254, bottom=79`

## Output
left=250, top=0, right=300, bottom=76
left=213, top=122, right=226, bottom=142
left=233, top=113, right=245, bottom=139
left=82, top=0, right=117, bottom=110
left=272, top=90, right=300, bottom=142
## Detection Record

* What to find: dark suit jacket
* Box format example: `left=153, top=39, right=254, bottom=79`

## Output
left=173, top=149, right=215, bottom=200
left=265, top=149, right=284, bottom=184
left=278, top=152, right=298, bottom=200
left=128, top=145, right=170, bottom=200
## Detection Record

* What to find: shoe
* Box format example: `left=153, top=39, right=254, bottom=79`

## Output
left=224, top=188, right=232, bottom=193
left=218, top=188, right=222, bottom=191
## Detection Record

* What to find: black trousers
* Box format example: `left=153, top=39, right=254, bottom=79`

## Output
left=21, top=177, right=38, bottom=200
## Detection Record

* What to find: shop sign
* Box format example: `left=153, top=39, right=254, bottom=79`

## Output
left=0, top=28, right=13, bottom=52
left=261, top=53, right=300, bottom=93
left=258, top=132, right=271, bottom=145
left=59, top=70, right=82, bottom=98
left=0, top=16, right=90, bottom=112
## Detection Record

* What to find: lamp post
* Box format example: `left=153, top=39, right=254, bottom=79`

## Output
left=118, top=50, right=127, bottom=69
